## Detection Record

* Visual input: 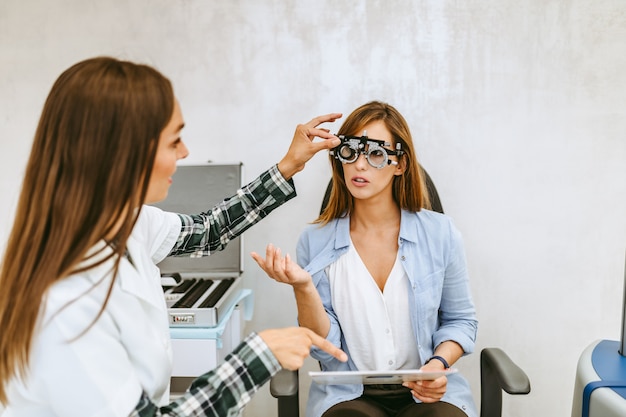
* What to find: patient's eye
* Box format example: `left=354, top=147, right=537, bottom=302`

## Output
left=368, top=148, right=386, bottom=165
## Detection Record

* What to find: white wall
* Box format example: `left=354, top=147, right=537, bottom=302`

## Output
left=1, top=1, right=625, bottom=416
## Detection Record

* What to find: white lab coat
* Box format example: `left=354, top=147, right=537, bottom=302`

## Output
left=4, top=206, right=181, bottom=417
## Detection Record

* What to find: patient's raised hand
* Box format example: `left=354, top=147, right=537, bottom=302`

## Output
left=251, top=243, right=313, bottom=289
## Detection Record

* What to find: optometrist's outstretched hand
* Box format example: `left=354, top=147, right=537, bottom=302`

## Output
left=277, top=113, right=342, bottom=180
left=259, top=327, right=347, bottom=370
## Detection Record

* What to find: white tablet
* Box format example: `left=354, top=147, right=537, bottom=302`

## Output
left=309, top=368, right=458, bottom=385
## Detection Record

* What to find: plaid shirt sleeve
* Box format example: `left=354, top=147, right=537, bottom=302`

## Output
left=130, top=333, right=282, bottom=417
left=169, top=165, right=296, bottom=257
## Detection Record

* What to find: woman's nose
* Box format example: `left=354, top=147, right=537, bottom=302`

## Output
left=354, top=152, right=368, bottom=169
left=178, top=141, right=190, bottom=159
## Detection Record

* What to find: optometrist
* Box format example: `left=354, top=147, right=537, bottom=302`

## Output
left=0, top=56, right=347, bottom=417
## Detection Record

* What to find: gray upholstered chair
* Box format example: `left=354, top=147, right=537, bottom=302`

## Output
left=270, top=170, right=531, bottom=417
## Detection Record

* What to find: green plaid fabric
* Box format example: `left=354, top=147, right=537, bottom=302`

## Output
left=169, top=165, right=296, bottom=257
left=131, top=333, right=281, bottom=417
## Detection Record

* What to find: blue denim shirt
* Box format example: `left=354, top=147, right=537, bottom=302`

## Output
left=297, top=209, right=478, bottom=417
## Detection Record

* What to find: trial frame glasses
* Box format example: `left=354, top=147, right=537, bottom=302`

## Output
left=330, top=131, right=404, bottom=169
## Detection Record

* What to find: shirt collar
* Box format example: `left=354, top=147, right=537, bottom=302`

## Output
left=334, top=209, right=419, bottom=246
left=399, top=209, right=419, bottom=243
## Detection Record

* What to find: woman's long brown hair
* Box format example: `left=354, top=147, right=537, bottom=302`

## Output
left=316, top=101, right=431, bottom=224
left=0, top=57, right=174, bottom=403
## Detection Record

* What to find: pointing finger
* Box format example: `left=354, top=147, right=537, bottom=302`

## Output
left=306, top=329, right=347, bottom=362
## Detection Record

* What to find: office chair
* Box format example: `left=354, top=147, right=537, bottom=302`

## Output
left=270, top=170, right=531, bottom=417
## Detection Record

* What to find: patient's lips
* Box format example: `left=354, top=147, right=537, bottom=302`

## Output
left=351, top=176, right=369, bottom=186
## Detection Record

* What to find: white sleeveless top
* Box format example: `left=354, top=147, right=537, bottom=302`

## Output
left=327, top=241, right=420, bottom=371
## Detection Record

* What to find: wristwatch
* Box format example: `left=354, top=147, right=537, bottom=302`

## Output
left=425, top=355, right=450, bottom=369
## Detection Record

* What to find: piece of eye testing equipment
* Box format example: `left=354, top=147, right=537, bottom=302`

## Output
left=151, top=163, right=251, bottom=399
left=330, top=130, right=404, bottom=169
left=571, top=253, right=626, bottom=417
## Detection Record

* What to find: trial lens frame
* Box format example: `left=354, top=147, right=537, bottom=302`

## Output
left=330, top=131, right=404, bottom=169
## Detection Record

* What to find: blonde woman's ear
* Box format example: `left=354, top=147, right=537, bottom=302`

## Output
left=394, top=156, right=407, bottom=175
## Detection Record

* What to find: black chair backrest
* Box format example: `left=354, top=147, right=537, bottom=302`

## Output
left=320, top=168, right=443, bottom=215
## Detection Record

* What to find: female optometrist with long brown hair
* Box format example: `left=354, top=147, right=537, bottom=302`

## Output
left=0, top=56, right=347, bottom=417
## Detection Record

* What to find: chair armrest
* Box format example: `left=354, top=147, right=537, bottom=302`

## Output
left=480, top=348, right=531, bottom=417
left=270, top=369, right=299, bottom=397
left=481, top=347, right=531, bottom=394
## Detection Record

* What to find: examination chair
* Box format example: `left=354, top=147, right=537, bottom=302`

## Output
left=270, top=169, right=531, bottom=417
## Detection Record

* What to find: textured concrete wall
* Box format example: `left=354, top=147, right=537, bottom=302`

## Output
left=1, top=1, right=625, bottom=416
